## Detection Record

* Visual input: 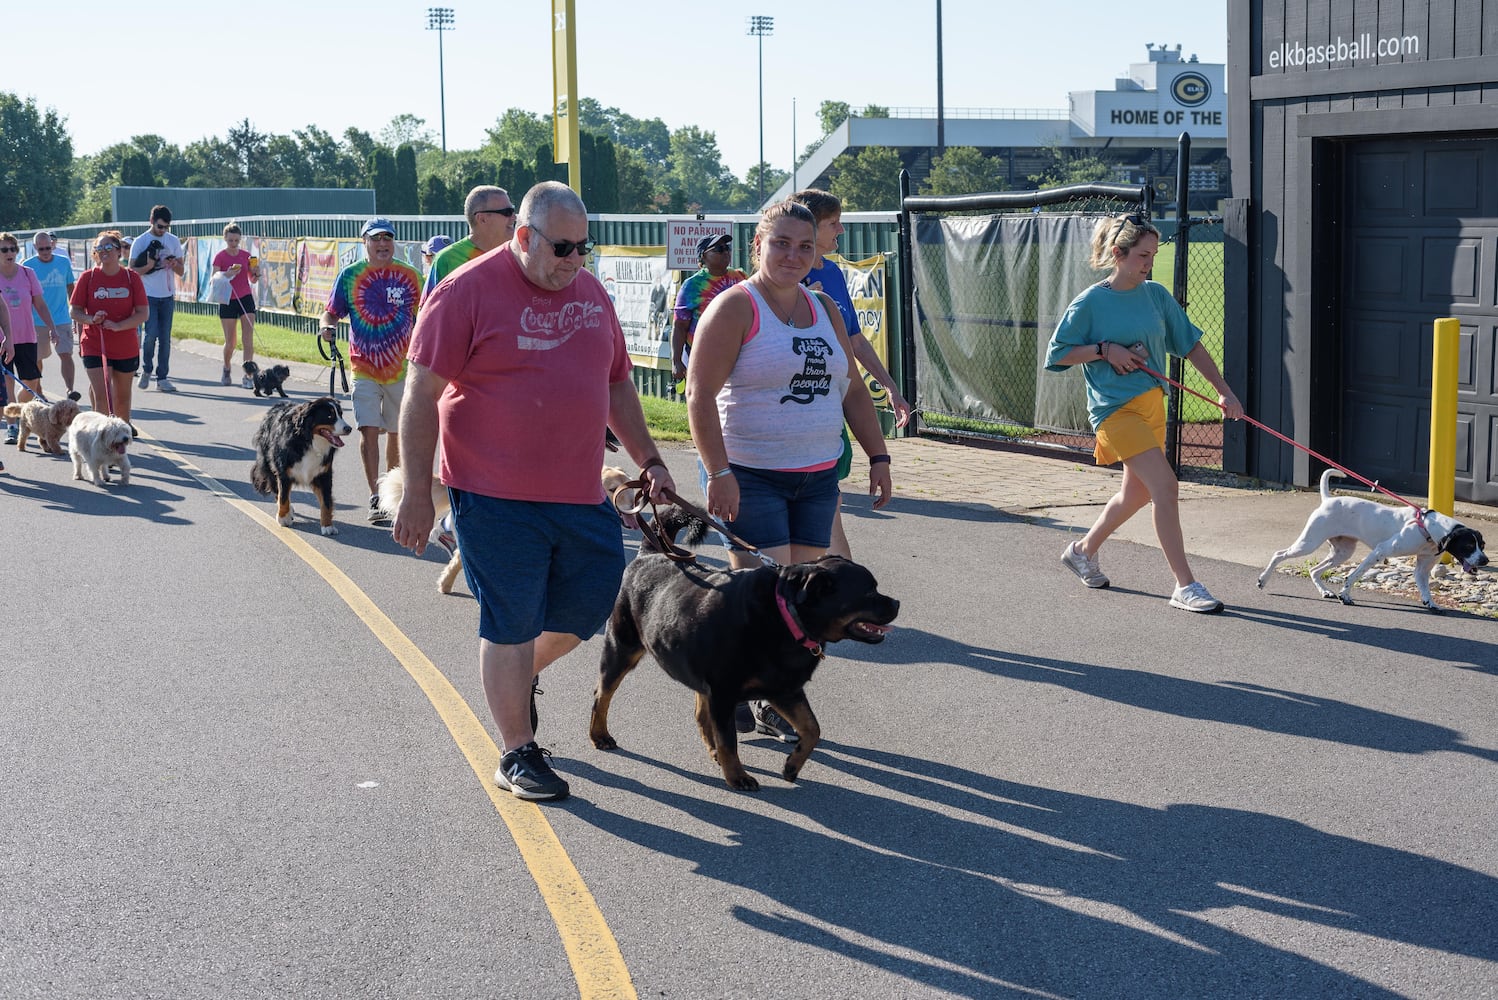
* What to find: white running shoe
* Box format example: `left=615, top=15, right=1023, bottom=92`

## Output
left=1060, top=541, right=1110, bottom=589
left=1170, top=581, right=1224, bottom=614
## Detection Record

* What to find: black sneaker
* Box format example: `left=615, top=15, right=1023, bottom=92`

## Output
left=66, top=391, right=82, bottom=402
left=368, top=494, right=389, bottom=523
left=734, top=701, right=755, bottom=734
left=754, top=703, right=799, bottom=743
left=494, top=742, right=569, bottom=801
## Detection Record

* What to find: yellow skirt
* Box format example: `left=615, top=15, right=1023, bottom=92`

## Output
left=1094, top=388, right=1166, bottom=465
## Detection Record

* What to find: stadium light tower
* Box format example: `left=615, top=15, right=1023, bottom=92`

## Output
left=747, top=15, right=774, bottom=209
left=427, top=7, right=455, bottom=155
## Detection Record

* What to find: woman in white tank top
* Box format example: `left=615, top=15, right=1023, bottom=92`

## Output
left=685, top=200, right=893, bottom=572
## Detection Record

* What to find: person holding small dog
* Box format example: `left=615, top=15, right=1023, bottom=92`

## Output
left=69, top=231, right=148, bottom=425
left=394, top=181, right=676, bottom=803
left=130, top=205, right=184, bottom=393
left=213, top=223, right=260, bottom=389
left=1045, top=212, right=1242, bottom=613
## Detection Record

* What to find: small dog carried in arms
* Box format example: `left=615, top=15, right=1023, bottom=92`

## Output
left=589, top=503, right=900, bottom=791
left=249, top=396, right=352, bottom=535
left=243, top=361, right=292, bottom=399
left=67, top=410, right=133, bottom=487
left=1258, top=469, right=1488, bottom=613
left=4, top=397, right=82, bottom=453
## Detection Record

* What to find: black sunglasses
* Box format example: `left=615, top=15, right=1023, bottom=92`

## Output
left=94, top=243, right=120, bottom=252
left=0, top=246, right=18, bottom=254
left=476, top=206, right=517, bottom=217
left=527, top=223, right=593, bottom=258
left=1112, top=213, right=1150, bottom=245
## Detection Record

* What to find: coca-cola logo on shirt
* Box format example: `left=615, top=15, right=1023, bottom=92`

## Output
left=517, top=298, right=605, bottom=352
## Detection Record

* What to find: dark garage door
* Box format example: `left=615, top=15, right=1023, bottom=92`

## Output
left=1342, top=136, right=1498, bottom=503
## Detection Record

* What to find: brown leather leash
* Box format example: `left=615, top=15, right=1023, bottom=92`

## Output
left=612, top=479, right=781, bottom=568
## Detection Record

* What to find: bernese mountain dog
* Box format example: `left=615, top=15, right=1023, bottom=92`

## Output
left=250, top=396, right=353, bottom=535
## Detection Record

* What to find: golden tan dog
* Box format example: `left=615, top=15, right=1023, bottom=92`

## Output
left=5, top=398, right=82, bottom=454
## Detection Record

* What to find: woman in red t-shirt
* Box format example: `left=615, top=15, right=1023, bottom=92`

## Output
left=69, top=230, right=148, bottom=422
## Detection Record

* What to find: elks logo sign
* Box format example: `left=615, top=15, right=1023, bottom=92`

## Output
left=1170, top=72, right=1211, bottom=107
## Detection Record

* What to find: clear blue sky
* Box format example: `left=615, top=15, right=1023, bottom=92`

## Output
left=16, top=1, right=1226, bottom=179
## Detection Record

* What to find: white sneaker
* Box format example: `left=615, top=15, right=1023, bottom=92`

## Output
left=1060, top=541, right=1109, bottom=588
left=155, top=377, right=177, bottom=392
left=138, top=371, right=150, bottom=389
left=1170, top=581, right=1224, bottom=614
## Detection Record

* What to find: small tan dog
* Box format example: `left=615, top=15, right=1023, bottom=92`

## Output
left=379, top=466, right=634, bottom=594
left=5, top=397, right=82, bottom=454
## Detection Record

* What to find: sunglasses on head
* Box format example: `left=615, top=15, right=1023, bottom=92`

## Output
left=1112, top=213, right=1150, bottom=244
left=527, top=223, right=593, bottom=258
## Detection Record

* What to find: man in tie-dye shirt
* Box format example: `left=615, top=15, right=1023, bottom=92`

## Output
left=671, top=233, right=747, bottom=385
left=321, top=217, right=423, bottom=522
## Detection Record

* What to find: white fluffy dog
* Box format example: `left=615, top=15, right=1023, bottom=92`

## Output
left=67, top=411, right=133, bottom=487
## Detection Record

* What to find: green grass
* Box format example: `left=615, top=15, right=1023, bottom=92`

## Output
left=170, top=309, right=694, bottom=442
left=1151, top=241, right=1227, bottom=423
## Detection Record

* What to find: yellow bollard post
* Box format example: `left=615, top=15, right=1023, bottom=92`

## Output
left=1427, top=317, right=1460, bottom=518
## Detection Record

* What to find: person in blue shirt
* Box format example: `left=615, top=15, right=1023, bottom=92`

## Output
left=1045, top=212, right=1242, bottom=614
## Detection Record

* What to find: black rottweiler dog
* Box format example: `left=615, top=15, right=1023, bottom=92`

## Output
left=590, top=548, right=899, bottom=791
left=243, top=361, right=292, bottom=398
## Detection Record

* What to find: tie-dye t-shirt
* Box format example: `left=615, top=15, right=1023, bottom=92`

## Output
left=422, top=236, right=485, bottom=296
left=326, top=259, right=423, bottom=384
left=672, top=267, right=748, bottom=341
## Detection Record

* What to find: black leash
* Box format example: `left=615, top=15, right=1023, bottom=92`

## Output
left=316, top=333, right=350, bottom=397
left=612, top=480, right=780, bottom=568
left=0, top=359, right=49, bottom=405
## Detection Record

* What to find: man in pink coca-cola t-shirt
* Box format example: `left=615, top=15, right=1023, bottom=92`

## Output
left=393, top=181, right=675, bottom=802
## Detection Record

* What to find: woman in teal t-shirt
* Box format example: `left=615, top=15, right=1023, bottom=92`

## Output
left=1044, top=213, right=1243, bottom=614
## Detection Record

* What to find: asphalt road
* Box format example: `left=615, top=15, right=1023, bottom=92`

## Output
left=4, top=347, right=1496, bottom=1000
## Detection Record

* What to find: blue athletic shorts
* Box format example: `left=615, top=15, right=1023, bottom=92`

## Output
left=699, top=463, right=840, bottom=552
left=450, top=489, right=626, bottom=644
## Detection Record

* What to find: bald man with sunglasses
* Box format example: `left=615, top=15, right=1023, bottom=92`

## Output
left=421, top=185, right=518, bottom=296
left=394, top=181, right=675, bottom=803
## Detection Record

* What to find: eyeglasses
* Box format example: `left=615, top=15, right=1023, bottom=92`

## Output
left=153, top=222, right=170, bottom=230
left=95, top=243, right=120, bottom=252
left=34, top=245, right=54, bottom=252
left=365, top=233, right=394, bottom=242
left=476, top=206, right=517, bottom=218
left=527, top=223, right=593, bottom=258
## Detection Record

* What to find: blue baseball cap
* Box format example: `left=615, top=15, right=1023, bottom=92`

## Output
left=423, top=234, right=453, bottom=255
left=361, top=217, right=396, bottom=237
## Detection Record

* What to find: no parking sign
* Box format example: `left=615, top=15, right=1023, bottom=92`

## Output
left=665, top=219, right=732, bottom=271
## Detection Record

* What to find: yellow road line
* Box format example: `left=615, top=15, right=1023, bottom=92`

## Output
left=151, top=441, right=637, bottom=1000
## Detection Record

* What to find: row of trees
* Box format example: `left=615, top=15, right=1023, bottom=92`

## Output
left=1, top=92, right=1117, bottom=230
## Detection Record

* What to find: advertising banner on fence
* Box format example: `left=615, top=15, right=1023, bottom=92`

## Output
left=255, top=238, right=297, bottom=314
left=830, top=253, right=892, bottom=406
left=593, top=246, right=672, bottom=366
left=174, top=237, right=202, bottom=304
left=296, top=239, right=341, bottom=317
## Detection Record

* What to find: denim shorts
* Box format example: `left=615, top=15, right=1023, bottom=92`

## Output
left=700, top=463, right=840, bottom=552
left=451, top=489, right=626, bottom=644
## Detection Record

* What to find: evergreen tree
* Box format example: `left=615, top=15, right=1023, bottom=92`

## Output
left=368, top=147, right=398, bottom=213
left=394, top=143, right=419, bottom=214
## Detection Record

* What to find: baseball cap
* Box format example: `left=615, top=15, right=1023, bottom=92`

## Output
left=361, top=217, right=396, bottom=237
left=697, top=234, right=732, bottom=255
left=423, top=234, right=453, bottom=255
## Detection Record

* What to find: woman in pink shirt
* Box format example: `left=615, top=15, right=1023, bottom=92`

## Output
left=213, top=223, right=260, bottom=388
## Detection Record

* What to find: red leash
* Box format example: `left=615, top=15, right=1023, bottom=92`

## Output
left=1137, top=362, right=1423, bottom=514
